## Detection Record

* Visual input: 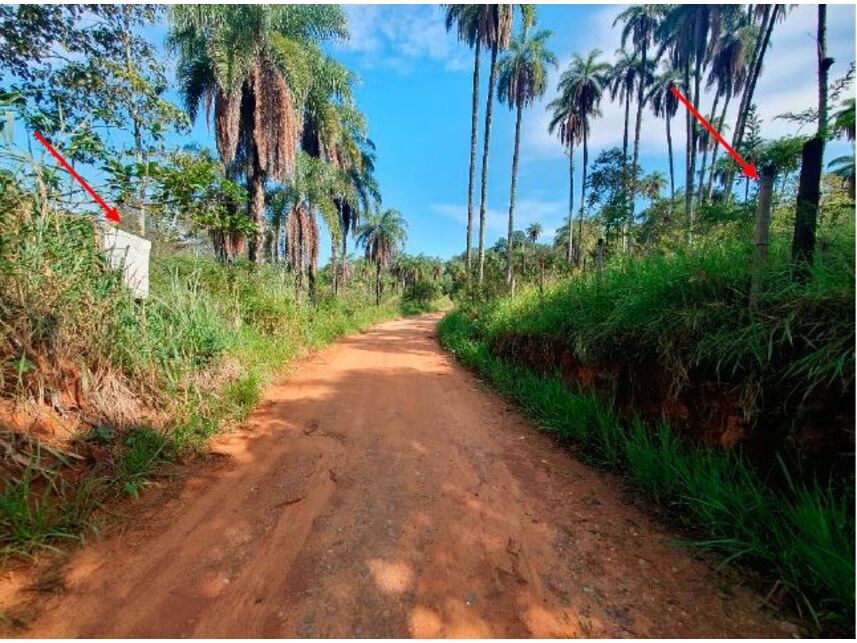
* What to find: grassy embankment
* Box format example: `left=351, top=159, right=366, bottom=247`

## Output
left=0, top=210, right=431, bottom=559
left=439, top=230, right=854, bottom=630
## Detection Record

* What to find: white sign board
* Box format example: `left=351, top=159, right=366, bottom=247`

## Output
left=99, top=225, right=151, bottom=299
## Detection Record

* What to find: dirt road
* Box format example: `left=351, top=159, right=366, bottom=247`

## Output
left=4, top=314, right=797, bottom=637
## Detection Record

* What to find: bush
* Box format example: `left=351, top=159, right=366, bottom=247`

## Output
left=403, top=279, right=440, bottom=305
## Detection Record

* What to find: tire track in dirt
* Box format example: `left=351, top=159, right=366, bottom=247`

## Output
left=1, top=314, right=800, bottom=637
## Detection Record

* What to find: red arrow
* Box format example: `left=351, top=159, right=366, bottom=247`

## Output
left=33, top=131, right=120, bottom=221
left=670, top=85, right=758, bottom=180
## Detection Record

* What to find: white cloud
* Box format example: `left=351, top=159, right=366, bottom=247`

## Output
left=432, top=196, right=567, bottom=240
left=339, top=5, right=470, bottom=74
left=523, top=3, right=856, bottom=162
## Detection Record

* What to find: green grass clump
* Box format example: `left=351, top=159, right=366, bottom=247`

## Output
left=0, top=210, right=408, bottom=561
left=438, top=309, right=855, bottom=630
left=478, top=229, right=854, bottom=412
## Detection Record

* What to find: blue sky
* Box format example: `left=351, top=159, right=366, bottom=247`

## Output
left=148, top=4, right=855, bottom=260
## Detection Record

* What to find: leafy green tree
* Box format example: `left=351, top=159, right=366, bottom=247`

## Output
left=0, top=4, right=187, bottom=225
left=152, top=149, right=249, bottom=259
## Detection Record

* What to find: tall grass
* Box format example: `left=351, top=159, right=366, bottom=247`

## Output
left=439, top=224, right=856, bottom=631
left=0, top=209, right=409, bottom=559
left=480, top=229, right=854, bottom=409
left=439, top=310, right=854, bottom=629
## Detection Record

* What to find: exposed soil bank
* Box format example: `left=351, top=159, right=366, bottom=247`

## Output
left=490, top=330, right=854, bottom=479
left=0, top=315, right=798, bottom=637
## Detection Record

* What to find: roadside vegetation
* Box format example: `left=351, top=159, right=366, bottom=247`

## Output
left=0, top=6, right=445, bottom=561
left=440, top=3, right=854, bottom=634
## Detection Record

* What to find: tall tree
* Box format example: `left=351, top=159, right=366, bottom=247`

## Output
left=357, top=208, right=408, bottom=305
left=791, top=5, right=834, bottom=272
left=299, top=50, right=361, bottom=300
left=168, top=5, right=348, bottom=264
left=647, top=66, right=682, bottom=217
left=476, top=4, right=515, bottom=286
left=724, top=4, right=788, bottom=200
left=615, top=4, right=661, bottom=253
left=607, top=49, right=639, bottom=174
left=547, top=93, right=582, bottom=264
left=658, top=5, right=721, bottom=237
left=553, top=49, right=610, bottom=264
left=497, top=13, right=556, bottom=289
left=444, top=4, right=490, bottom=276
left=703, top=14, right=755, bottom=202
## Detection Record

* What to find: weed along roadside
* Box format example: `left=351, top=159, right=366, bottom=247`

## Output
left=0, top=207, right=444, bottom=564
left=437, top=237, right=854, bottom=633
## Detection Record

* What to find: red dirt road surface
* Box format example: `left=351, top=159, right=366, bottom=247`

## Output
left=3, top=314, right=799, bottom=637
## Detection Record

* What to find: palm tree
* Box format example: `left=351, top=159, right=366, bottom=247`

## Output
left=828, top=156, right=855, bottom=201
left=700, top=7, right=754, bottom=202
left=724, top=4, right=789, bottom=200
left=833, top=97, right=856, bottom=142
left=547, top=94, right=582, bottom=264
left=281, top=152, right=340, bottom=303
left=327, top=105, right=381, bottom=295
left=608, top=49, right=639, bottom=173
left=168, top=5, right=348, bottom=263
left=554, top=49, right=610, bottom=264
left=475, top=4, right=515, bottom=287
left=444, top=4, right=492, bottom=275
left=357, top=208, right=408, bottom=305
left=830, top=96, right=855, bottom=200
left=647, top=65, right=682, bottom=217
left=526, top=222, right=542, bottom=244
left=615, top=4, right=662, bottom=252
left=299, top=49, right=360, bottom=301
left=525, top=221, right=542, bottom=277
left=658, top=4, right=721, bottom=234
left=497, top=14, right=556, bottom=289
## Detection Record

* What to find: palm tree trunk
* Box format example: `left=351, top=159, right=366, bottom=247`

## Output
left=622, top=94, right=630, bottom=166
left=666, top=114, right=675, bottom=217
left=817, top=4, right=831, bottom=138
left=466, top=39, right=481, bottom=275
left=627, top=40, right=648, bottom=255
left=248, top=167, right=265, bottom=264
left=477, top=43, right=499, bottom=287
left=684, top=60, right=693, bottom=233
left=697, top=92, right=719, bottom=203
left=567, top=142, right=575, bottom=263
left=374, top=261, right=381, bottom=306
left=577, top=120, right=589, bottom=265
left=506, top=103, right=523, bottom=290
left=706, top=91, right=731, bottom=201
left=726, top=5, right=777, bottom=200
left=791, top=7, right=831, bottom=276
left=688, top=59, right=702, bottom=239
left=331, top=234, right=338, bottom=296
